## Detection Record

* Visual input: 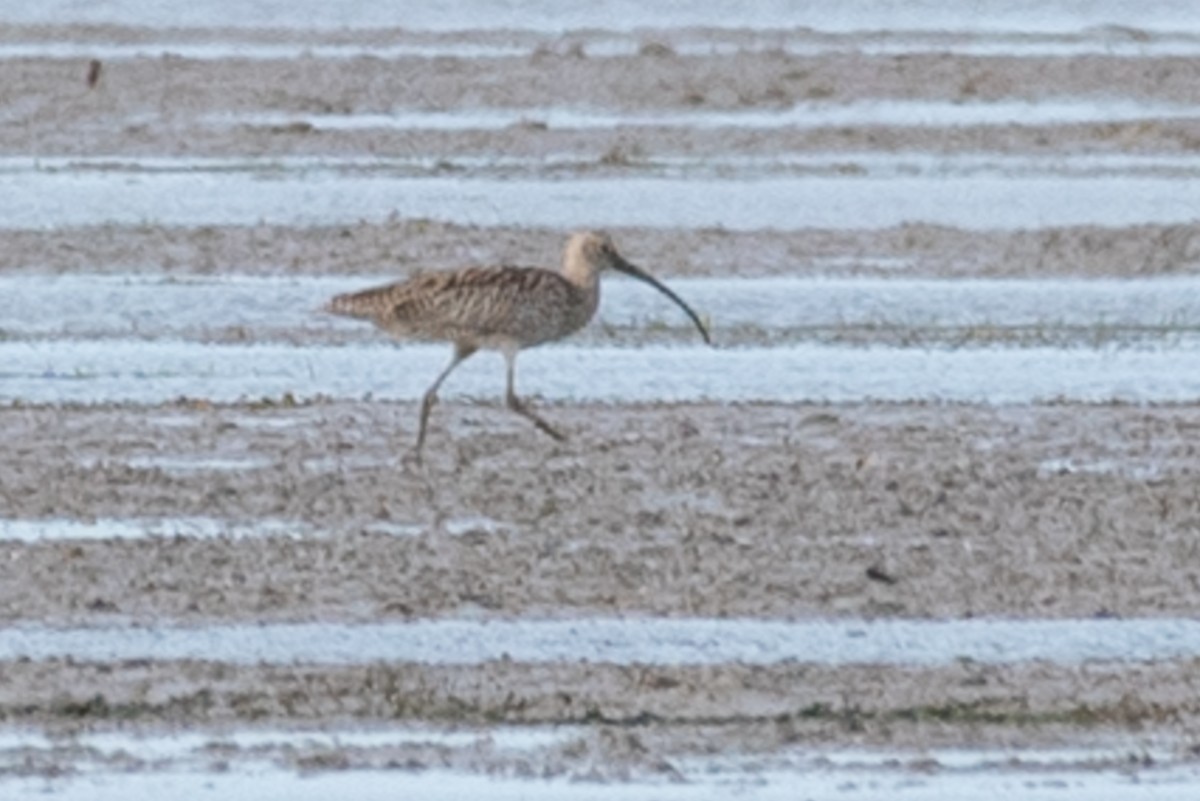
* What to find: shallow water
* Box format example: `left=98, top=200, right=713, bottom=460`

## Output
left=0, top=516, right=514, bottom=542
left=10, top=152, right=1200, bottom=181
left=4, top=0, right=1198, bottom=33
left=4, top=275, right=1198, bottom=341
left=0, top=517, right=310, bottom=542
left=8, top=36, right=1200, bottom=60
left=8, top=763, right=1199, bottom=801
left=214, top=99, right=1200, bottom=132
left=5, top=617, right=1200, bottom=665
left=8, top=172, right=1200, bottom=230
left=2, top=731, right=1194, bottom=801
left=4, top=338, right=1200, bottom=404
left=0, top=725, right=572, bottom=757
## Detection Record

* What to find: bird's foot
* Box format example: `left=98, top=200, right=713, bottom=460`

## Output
left=508, top=395, right=567, bottom=441
left=535, top=419, right=568, bottom=442
left=399, top=447, right=425, bottom=470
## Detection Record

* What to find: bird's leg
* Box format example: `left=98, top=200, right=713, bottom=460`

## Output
left=415, top=343, right=476, bottom=456
left=504, top=348, right=566, bottom=442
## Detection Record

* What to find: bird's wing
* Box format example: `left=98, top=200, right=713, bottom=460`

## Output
left=399, top=266, right=575, bottom=336
left=330, top=266, right=573, bottom=341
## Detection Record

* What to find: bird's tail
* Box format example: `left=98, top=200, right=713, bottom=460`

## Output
left=323, top=285, right=395, bottom=319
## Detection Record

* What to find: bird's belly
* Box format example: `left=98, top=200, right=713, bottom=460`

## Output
left=480, top=309, right=591, bottom=350
left=473, top=333, right=527, bottom=351
left=376, top=296, right=592, bottom=350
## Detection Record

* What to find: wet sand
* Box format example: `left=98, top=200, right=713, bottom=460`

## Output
left=5, top=27, right=1200, bottom=158
left=7, top=653, right=1200, bottom=747
left=5, top=398, right=1200, bottom=771
left=3, top=401, right=1200, bottom=623
left=2, top=24, right=1197, bottom=279
left=3, top=220, right=1199, bottom=279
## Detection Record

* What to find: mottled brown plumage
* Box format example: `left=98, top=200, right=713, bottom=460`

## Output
left=328, top=265, right=596, bottom=350
left=325, top=230, right=710, bottom=455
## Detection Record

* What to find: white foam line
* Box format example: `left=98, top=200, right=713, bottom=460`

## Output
left=3, top=339, right=1200, bottom=405
left=3, top=618, right=1200, bottom=666
left=210, top=99, right=1200, bottom=132
left=5, top=275, right=1200, bottom=340
left=9, top=172, right=1200, bottom=230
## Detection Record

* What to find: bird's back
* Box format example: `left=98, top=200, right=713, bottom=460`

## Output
left=326, top=265, right=597, bottom=348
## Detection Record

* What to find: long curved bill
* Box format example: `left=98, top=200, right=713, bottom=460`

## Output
left=612, top=255, right=712, bottom=345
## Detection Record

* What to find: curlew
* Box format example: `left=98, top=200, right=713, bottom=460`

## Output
left=325, top=230, right=711, bottom=454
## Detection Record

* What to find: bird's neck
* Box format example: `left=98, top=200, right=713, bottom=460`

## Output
left=557, top=262, right=601, bottom=326
left=560, top=259, right=600, bottom=291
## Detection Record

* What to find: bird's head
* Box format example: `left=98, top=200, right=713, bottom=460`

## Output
left=563, top=230, right=711, bottom=345
left=565, top=230, right=624, bottom=278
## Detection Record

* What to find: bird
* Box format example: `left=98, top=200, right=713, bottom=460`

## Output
left=325, top=230, right=711, bottom=455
